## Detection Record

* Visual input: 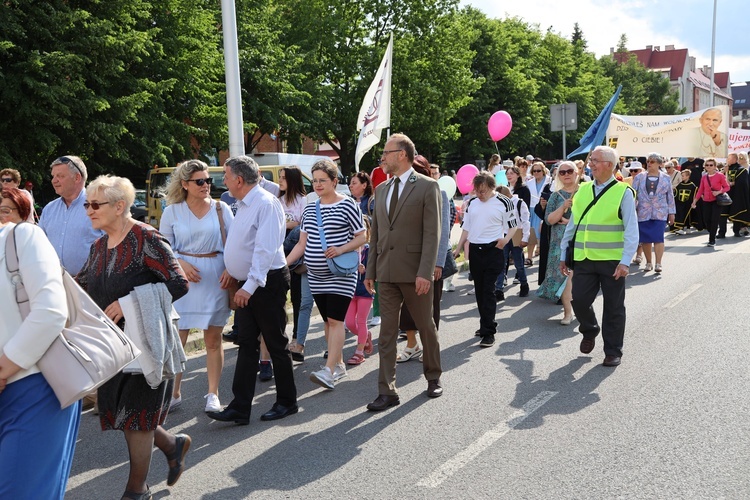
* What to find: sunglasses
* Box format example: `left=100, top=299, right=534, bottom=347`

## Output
left=54, top=156, right=84, bottom=178
left=629, top=169, right=642, bottom=173
left=83, top=201, right=110, bottom=210
left=1, top=178, right=14, bottom=183
left=705, top=164, right=716, bottom=167
left=532, top=169, right=543, bottom=173
left=186, top=178, right=213, bottom=186
left=558, top=169, right=575, bottom=176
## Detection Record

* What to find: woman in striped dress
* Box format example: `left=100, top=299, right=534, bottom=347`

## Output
left=286, top=160, right=366, bottom=390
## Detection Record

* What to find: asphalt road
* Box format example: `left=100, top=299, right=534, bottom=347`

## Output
left=66, top=230, right=750, bottom=499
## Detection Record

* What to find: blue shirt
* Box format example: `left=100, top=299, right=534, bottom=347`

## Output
left=38, top=189, right=103, bottom=275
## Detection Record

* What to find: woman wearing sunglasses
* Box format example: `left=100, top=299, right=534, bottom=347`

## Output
left=691, top=158, right=730, bottom=247
left=78, top=175, right=190, bottom=499
left=160, top=160, right=234, bottom=413
left=537, top=161, right=579, bottom=324
left=0, top=168, right=35, bottom=222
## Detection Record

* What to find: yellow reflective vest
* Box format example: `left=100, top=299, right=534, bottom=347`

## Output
left=572, top=181, right=630, bottom=261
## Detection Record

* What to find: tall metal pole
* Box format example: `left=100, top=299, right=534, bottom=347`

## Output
left=222, top=0, right=245, bottom=156
left=561, top=104, right=567, bottom=159
left=709, top=0, right=717, bottom=107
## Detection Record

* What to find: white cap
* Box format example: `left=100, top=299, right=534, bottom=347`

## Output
left=628, top=160, right=643, bottom=171
left=502, top=159, right=514, bottom=168
left=525, top=155, right=534, bottom=161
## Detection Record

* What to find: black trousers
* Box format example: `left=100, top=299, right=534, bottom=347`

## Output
left=571, top=259, right=626, bottom=357
left=230, top=267, right=296, bottom=412
left=702, top=201, right=723, bottom=244
left=469, top=242, right=504, bottom=336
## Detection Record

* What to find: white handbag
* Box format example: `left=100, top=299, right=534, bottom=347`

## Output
left=6, top=223, right=141, bottom=408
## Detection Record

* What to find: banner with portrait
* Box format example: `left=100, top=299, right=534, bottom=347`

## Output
left=606, top=105, right=730, bottom=158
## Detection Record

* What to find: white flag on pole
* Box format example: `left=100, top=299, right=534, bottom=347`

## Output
left=354, top=34, right=393, bottom=172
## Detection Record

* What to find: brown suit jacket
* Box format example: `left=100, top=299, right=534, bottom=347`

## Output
left=366, top=171, right=441, bottom=283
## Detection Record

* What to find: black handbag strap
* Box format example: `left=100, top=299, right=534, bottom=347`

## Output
left=571, top=180, right=619, bottom=239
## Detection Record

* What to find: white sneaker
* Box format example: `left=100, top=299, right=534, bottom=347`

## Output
left=444, top=282, right=455, bottom=292
left=169, top=395, right=182, bottom=411
left=310, top=366, right=335, bottom=389
left=204, top=393, right=221, bottom=412
left=467, top=288, right=476, bottom=295
left=512, top=278, right=520, bottom=285
left=332, top=363, right=348, bottom=382
left=368, top=316, right=381, bottom=326
left=675, top=229, right=686, bottom=235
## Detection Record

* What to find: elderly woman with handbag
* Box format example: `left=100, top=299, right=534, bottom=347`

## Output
left=159, top=160, right=233, bottom=413
left=77, top=175, right=190, bottom=500
left=286, top=160, right=366, bottom=390
left=0, top=222, right=81, bottom=499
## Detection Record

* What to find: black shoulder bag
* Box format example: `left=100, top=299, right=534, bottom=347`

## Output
left=565, top=180, right=619, bottom=270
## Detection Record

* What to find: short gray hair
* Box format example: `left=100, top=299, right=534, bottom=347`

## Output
left=592, top=146, right=618, bottom=168
left=166, top=159, right=208, bottom=205
left=51, top=155, right=88, bottom=183
left=647, top=152, right=663, bottom=164
left=224, top=155, right=260, bottom=185
left=86, top=175, right=135, bottom=210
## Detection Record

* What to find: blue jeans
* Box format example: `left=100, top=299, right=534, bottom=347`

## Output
left=495, top=242, right=527, bottom=291
left=296, top=273, right=314, bottom=346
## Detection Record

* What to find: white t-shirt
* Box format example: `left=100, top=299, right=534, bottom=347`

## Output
left=462, top=194, right=518, bottom=243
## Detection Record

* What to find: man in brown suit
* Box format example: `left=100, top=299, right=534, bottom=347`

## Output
left=364, top=133, right=442, bottom=411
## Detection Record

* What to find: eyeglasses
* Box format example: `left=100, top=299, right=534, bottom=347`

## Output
left=54, top=156, right=84, bottom=178
left=1, top=178, right=14, bottom=183
left=83, top=201, right=110, bottom=210
left=312, top=178, right=331, bottom=184
left=647, top=160, right=660, bottom=164
left=0, top=206, right=18, bottom=215
left=186, top=178, right=213, bottom=186
left=665, top=166, right=674, bottom=169
left=588, top=158, right=608, bottom=165
left=381, top=149, right=403, bottom=157
left=558, top=169, right=575, bottom=176
left=532, top=170, right=543, bottom=173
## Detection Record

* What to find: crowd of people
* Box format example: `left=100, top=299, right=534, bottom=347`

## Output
left=2, top=139, right=749, bottom=498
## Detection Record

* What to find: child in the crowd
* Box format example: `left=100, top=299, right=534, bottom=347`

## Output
left=673, top=168, right=697, bottom=235
left=494, top=185, right=530, bottom=300
left=344, top=216, right=374, bottom=365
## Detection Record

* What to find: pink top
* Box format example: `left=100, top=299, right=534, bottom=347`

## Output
left=694, top=173, right=730, bottom=203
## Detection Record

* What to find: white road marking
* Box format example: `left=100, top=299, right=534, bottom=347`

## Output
left=664, top=283, right=703, bottom=308
left=417, top=391, right=557, bottom=488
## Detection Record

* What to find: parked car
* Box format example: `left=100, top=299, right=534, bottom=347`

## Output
left=131, top=189, right=147, bottom=222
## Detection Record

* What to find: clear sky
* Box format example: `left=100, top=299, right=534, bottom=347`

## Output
left=463, top=0, right=750, bottom=84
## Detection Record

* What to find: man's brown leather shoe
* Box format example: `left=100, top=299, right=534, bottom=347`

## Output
left=427, top=379, right=443, bottom=398
left=580, top=337, right=595, bottom=354
left=603, top=355, right=621, bottom=367
left=366, top=394, right=400, bottom=412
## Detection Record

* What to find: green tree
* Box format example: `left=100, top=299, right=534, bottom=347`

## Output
left=0, top=0, right=225, bottom=192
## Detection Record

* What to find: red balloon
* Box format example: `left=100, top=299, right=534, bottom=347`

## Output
left=370, top=166, right=388, bottom=188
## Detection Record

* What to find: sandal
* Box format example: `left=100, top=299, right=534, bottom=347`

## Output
left=346, top=352, right=366, bottom=365
left=122, top=488, right=152, bottom=500
left=632, top=255, right=642, bottom=264
left=524, top=258, right=532, bottom=267
left=654, top=263, right=662, bottom=273
left=289, top=343, right=305, bottom=362
left=396, top=345, right=422, bottom=363
left=364, top=332, right=374, bottom=355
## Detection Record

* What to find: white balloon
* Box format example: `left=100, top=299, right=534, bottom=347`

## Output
left=437, top=176, right=457, bottom=199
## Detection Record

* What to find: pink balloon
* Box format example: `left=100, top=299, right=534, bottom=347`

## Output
left=488, top=111, right=513, bottom=142
left=456, top=164, right=479, bottom=195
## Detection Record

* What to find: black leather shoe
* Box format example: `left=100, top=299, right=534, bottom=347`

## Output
left=603, top=355, right=621, bottom=367
left=166, top=434, right=191, bottom=486
left=427, top=379, right=443, bottom=398
left=366, top=394, right=400, bottom=411
left=580, top=337, right=595, bottom=354
left=222, top=330, right=238, bottom=343
left=260, top=403, right=299, bottom=421
left=206, top=407, right=250, bottom=425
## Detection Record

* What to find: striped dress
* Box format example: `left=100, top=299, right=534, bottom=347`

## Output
left=300, top=197, right=364, bottom=296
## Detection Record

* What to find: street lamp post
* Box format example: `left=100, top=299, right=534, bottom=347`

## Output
left=709, top=0, right=717, bottom=106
